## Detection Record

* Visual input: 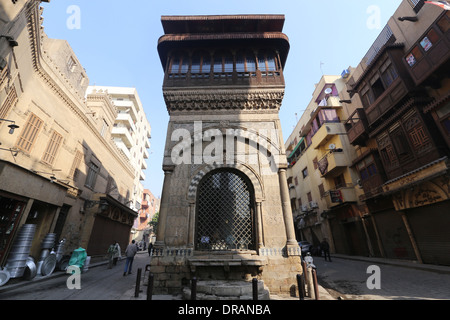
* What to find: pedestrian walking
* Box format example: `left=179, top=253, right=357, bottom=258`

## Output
left=107, top=241, right=121, bottom=269
left=112, top=241, right=121, bottom=266
left=123, top=240, right=138, bottom=276
left=321, top=238, right=332, bottom=262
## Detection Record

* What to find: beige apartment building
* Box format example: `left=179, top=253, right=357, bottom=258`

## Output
left=287, top=0, right=450, bottom=265
left=0, top=1, right=143, bottom=269
left=285, top=73, right=365, bottom=255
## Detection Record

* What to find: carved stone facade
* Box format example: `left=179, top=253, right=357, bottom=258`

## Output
left=150, top=15, right=301, bottom=297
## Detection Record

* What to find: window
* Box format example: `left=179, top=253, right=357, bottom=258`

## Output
left=67, top=57, right=76, bottom=72
left=420, top=29, right=439, bottom=52
left=196, top=169, right=254, bottom=251
left=42, top=130, right=63, bottom=165
left=318, top=183, right=325, bottom=198
left=307, top=192, right=312, bottom=202
left=407, top=0, right=425, bottom=13
left=85, top=162, right=99, bottom=189
left=69, top=150, right=83, bottom=180
left=318, top=109, right=339, bottom=125
left=357, top=155, right=378, bottom=181
left=16, top=113, right=43, bottom=153
left=0, top=85, right=18, bottom=119
left=437, top=11, right=450, bottom=34
left=294, top=176, right=298, bottom=186
left=334, top=174, right=346, bottom=189
left=100, top=119, right=109, bottom=137
left=408, top=124, right=430, bottom=151
left=391, top=128, right=411, bottom=156
left=169, top=53, right=188, bottom=77
left=302, top=167, right=308, bottom=178
left=381, top=60, right=398, bottom=87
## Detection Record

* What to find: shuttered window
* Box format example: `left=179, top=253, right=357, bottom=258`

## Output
left=42, top=130, right=63, bottom=165
left=16, top=113, right=43, bottom=153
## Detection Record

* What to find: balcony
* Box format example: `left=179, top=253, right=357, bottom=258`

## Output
left=324, top=187, right=357, bottom=208
left=317, top=150, right=349, bottom=177
left=116, top=113, right=137, bottom=132
left=112, top=125, right=133, bottom=148
left=364, top=77, right=409, bottom=126
left=344, top=109, right=369, bottom=146
left=311, top=122, right=345, bottom=149
left=403, top=12, right=450, bottom=86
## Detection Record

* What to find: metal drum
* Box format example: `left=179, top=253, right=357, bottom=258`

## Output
left=22, top=257, right=37, bottom=281
left=41, top=233, right=56, bottom=249
left=5, top=224, right=36, bottom=278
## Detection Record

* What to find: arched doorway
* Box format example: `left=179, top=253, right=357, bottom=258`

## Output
left=195, top=169, right=255, bottom=251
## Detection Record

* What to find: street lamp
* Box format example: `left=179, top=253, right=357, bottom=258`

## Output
left=0, top=118, right=20, bottom=134
left=0, top=35, right=18, bottom=47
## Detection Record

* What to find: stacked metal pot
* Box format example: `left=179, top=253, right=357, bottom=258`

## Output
left=4, top=224, right=36, bottom=279
left=36, top=233, right=57, bottom=276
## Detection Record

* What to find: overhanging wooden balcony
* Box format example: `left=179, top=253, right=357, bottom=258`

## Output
left=344, top=108, right=369, bottom=146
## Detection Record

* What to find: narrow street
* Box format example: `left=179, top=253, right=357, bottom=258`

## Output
left=0, top=252, right=152, bottom=300
left=314, top=255, right=450, bottom=300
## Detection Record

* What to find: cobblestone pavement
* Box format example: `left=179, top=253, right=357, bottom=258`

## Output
left=313, top=254, right=450, bottom=300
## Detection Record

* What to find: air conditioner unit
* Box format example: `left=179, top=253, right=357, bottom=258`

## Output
left=309, top=201, right=318, bottom=208
left=341, top=69, right=350, bottom=79
left=301, top=205, right=308, bottom=212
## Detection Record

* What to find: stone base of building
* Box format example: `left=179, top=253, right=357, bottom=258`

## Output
left=149, top=247, right=302, bottom=296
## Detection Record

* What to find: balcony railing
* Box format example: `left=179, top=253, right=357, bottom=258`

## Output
left=317, top=150, right=349, bottom=177
left=324, top=187, right=357, bottom=208
left=344, top=108, right=369, bottom=146
left=164, top=69, right=284, bottom=88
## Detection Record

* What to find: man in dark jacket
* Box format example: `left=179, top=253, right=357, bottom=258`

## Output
left=321, top=238, right=332, bottom=262
left=123, top=240, right=138, bottom=276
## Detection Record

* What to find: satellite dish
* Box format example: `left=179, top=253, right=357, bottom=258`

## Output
left=329, top=143, right=336, bottom=150
left=324, top=88, right=332, bottom=95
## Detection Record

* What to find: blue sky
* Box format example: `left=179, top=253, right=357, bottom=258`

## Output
left=40, top=0, right=402, bottom=197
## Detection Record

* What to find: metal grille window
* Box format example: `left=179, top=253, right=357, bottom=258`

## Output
left=196, top=170, right=254, bottom=251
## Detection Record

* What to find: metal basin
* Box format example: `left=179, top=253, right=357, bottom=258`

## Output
left=40, top=254, right=57, bottom=276
left=22, top=258, right=37, bottom=281
left=0, top=269, right=11, bottom=286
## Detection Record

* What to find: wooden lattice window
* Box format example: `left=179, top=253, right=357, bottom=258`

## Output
left=16, top=113, right=43, bottom=153
left=42, top=130, right=63, bottom=165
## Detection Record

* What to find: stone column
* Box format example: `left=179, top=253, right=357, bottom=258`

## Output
left=256, top=201, right=264, bottom=249
left=278, top=167, right=298, bottom=251
left=187, top=202, right=195, bottom=248
left=154, top=166, right=174, bottom=248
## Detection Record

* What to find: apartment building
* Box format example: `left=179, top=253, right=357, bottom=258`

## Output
left=86, top=86, right=152, bottom=212
left=285, top=73, right=365, bottom=255
left=132, top=189, right=160, bottom=246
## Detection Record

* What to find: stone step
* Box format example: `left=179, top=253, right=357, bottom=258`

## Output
left=182, top=280, right=270, bottom=300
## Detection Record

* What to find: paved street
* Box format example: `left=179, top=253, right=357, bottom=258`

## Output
left=0, top=252, right=153, bottom=300
left=314, top=254, right=450, bottom=300
left=2, top=250, right=450, bottom=300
